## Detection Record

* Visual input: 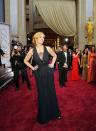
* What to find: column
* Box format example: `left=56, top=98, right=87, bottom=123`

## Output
left=10, top=0, right=18, bottom=35
left=77, top=0, right=94, bottom=50
left=86, top=0, right=93, bottom=20
left=28, top=0, right=34, bottom=33
left=18, top=0, right=27, bottom=45
left=5, top=0, right=10, bottom=24
left=0, top=0, right=5, bottom=22
left=9, top=0, right=26, bottom=45
left=77, top=0, right=86, bottom=50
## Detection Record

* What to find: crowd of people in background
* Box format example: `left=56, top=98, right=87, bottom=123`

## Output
left=56, top=45, right=96, bottom=84
left=10, top=39, right=96, bottom=91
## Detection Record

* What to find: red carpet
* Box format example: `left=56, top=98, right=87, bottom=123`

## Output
left=0, top=70, right=96, bottom=131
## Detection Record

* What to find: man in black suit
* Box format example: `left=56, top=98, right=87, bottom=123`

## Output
left=57, top=44, right=70, bottom=87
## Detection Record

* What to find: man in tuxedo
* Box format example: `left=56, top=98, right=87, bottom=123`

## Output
left=57, top=44, right=70, bottom=87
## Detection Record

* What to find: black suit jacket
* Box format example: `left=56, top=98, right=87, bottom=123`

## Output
left=57, top=51, right=70, bottom=70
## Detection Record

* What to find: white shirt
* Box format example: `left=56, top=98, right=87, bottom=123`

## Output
left=64, top=51, right=67, bottom=64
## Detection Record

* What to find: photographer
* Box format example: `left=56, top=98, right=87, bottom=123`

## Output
left=10, top=45, right=31, bottom=91
left=0, top=48, right=5, bottom=66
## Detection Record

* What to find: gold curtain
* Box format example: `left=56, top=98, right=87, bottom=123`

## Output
left=35, top=0, right=76, bottom=36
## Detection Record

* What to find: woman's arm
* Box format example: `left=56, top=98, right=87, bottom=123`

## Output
left=46, top=46, right=57, bottom=67
left=24, top=49, right=35, bottom=70
left=87, top=53, right=91, bottom=68
left=80, top=54, right=83, bottom=67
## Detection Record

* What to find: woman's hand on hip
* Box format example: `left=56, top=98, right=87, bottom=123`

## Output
left=48, top=63, right=54, bottom=68
left=33, top=65, right=39, bottom=71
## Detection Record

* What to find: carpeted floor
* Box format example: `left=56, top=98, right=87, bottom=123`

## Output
left=0, top=70, right=96, bottom=131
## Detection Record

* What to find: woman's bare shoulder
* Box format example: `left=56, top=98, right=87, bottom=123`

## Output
left=27, top=48, right=33, bottom=55
left=45, top=46, right=51, bottom=50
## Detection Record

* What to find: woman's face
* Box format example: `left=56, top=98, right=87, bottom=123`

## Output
left=76, top=48, right=79, bottom=53
left=63, top=45, right=67, bottom=51
left=36, top=34, right=45, bottom=45
left=85, top=49, right=88, bottom=54
left=92, top=47, right=95, bottom=52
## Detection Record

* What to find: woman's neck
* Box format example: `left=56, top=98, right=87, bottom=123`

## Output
left=36, top=44, right=43, bottom=48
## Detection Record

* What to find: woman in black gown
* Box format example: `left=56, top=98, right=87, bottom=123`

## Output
left=24, top=32, right=61, bottom=124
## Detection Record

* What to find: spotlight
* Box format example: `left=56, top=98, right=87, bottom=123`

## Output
left=65, top=38, right=69, bottom=42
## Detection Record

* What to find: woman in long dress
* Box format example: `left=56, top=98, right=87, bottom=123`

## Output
left=87, top=46, right=96, bottom=83
left=24, top=32, right=61, bottom=124
left=71, top=50, right=80, bottom=80
left=81, top=48, right=88, bottom=80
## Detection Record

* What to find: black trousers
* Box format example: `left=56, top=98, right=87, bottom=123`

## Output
left=58, top=68, right=67, bottom=87
left=13, top=68, right=31, bottom=89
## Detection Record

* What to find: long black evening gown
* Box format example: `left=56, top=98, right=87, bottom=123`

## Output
left=33, top=46, right=61, bottom=124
